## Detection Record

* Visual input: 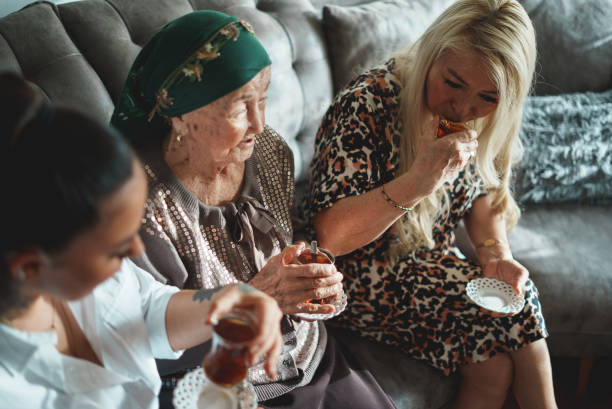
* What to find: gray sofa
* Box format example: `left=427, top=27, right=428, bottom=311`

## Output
left=1, top=0, right=611, bottom=408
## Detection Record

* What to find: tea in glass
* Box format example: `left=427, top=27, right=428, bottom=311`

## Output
left=294, top=241, right=335, bottom=305
left=437, top=119, right=468, bottom=138
left=203, top=312, right=256, bottom=387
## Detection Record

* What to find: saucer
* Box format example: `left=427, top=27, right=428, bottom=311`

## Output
left=173, top=368, right=257, bottom=409
left=466, top=278, right=525, bottom=314
left=294, top=291, right=347, bottom=320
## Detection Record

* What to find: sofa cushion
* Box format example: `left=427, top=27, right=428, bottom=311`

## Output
left=0, top=0, right=340, bottom=182
left=455, top=204, right=612, bottom=357
left=0, top=2, right=115, bottom=120
left=321, top=0, right=455, bottom=94
left=508, top=204, right=612, bottom=356
left=515, top=90, right=612, bottom=205
left=329, top=327, right=458, bottom=409
left=520, top=0, right=612, bottom=94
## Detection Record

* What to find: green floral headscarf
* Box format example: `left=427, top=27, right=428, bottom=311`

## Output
left=111, top=10, right=271, bottom=148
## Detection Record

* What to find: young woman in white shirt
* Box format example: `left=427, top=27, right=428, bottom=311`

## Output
left=0, top=72, right=286, bottom=409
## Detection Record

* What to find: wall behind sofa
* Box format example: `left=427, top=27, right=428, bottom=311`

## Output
left=0, top=0, right=78, bottom=18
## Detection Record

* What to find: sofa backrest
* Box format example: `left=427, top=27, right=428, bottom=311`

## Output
left=2, top=0, right=611, bottom=185
left=0, top=0, right=338, bottom=180
left=0, top=0, right=463, bottom=181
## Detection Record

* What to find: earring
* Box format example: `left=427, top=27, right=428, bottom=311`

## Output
left=176, top=131, right=184, bottom=143
left=16, top=269, right=26, bottom=281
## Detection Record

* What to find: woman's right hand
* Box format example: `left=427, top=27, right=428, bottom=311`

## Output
left=409, top=116, right=479, bottom=195
left=248, top=243, right=344, bottom=315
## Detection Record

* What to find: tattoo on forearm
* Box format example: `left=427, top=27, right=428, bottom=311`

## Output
left=192, top=288, right=221, bottom=303
left=238, top=283, right=256, bottom=293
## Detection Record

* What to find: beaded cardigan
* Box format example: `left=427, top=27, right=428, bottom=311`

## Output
left=134, top=125, right=326, bottom=401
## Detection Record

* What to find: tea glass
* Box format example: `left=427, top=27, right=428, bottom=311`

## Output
left=197, top=309, right=257, bottom=409
left=437, top=119, right=469, bottom=138
left=294, top=241, right=336, bottom=305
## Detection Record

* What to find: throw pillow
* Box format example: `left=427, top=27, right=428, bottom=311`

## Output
left=519, top=0, right=612, bottom=94
left=322, top=0, right=455, bottom=94
left=514, top=90, right=612, bottom=205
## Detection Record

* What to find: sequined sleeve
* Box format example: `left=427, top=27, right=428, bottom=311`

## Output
left=253, top=126, right=295, bottom=243
left=135, top=198, right=191, bottom=288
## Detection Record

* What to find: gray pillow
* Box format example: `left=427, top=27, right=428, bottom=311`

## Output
left=514, top=90, right=612, bottom=205
left=520, top=0, right=612, bottom=94
left=322, top=0, right=455, bottom=93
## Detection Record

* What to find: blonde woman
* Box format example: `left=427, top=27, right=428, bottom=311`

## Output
left=305, top=0, right=557, bottom=408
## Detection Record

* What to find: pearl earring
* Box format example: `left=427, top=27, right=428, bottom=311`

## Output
left=176, top=131, right=184, bottom=143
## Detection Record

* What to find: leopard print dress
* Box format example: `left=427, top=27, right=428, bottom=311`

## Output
left=305, top=59, right=548, bottom=375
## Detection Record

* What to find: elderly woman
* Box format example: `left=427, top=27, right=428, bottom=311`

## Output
left=111, top=10, right=396, bottom=409
left=305, top=1, right=557, bottom=409
left=0, top=72, right=282, bottom=409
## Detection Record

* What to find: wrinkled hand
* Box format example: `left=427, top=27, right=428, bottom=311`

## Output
left=482, top=258, right=529, bottom=296
left=411, top=116, right=478, bottom=195
left=248, top=242, right=344, bottom=315
left=205, top=283, right=283, bottom=379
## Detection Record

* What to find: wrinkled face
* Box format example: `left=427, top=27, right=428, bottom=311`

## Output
left=425, top=50, right=499, bottom=123
left=179, top=66, right=271, bottom=166
left=40, top=160, right=147, bottom=300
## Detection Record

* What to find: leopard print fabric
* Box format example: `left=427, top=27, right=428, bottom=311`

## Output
left=305, top=59, right=548, bottom=374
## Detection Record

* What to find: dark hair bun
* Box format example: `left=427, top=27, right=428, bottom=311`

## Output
left=0, top=71, right=136, bottom=256
left=0, top=72, right=45, bottom=156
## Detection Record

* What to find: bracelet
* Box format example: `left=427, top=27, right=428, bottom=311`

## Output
left=476, top=238, right=506, bottom=249
left=381, top=183, right=414, bottom=212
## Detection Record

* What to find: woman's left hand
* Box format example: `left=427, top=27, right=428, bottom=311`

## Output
left=482, top=258, right=529, bottom=295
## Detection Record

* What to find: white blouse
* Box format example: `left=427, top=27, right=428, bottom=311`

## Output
left=0, top=259, right=183, bottom=409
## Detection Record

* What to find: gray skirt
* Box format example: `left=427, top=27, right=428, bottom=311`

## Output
left=260, top=333, right=397, bottom=409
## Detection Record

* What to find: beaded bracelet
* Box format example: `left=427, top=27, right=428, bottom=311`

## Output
left=381, top=183, right=414, bottom=212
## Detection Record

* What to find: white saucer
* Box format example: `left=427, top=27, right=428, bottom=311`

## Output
left=466, top=278, right=525, bottom=314
left=294, top=291, right=348, bottom=320
left=173, top=368, right=257, bottom=409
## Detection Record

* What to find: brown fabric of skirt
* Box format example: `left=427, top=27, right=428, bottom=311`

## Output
left=260, top=334, right=397, bottom=409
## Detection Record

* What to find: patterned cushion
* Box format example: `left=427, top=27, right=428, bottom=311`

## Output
left=514, top=90, right=612, bottom=204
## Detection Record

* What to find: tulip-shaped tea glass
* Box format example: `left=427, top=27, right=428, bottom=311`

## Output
left=292, top=241, right=346, bottom=320
left=197, top=310, right=257, bottom=409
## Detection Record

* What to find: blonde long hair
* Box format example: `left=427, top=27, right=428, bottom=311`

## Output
left=392, top=0, right=536, bottom=252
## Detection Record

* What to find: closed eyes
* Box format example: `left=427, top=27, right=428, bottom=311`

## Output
left=113, top=249, right=131, bottom=260
left=229, top=96, right=266, bottom=118
left=479, top=94, right=499, bottom=104
left=444, top=78, right=498, bottom=104
left=445, top=78, right=461, bottom=89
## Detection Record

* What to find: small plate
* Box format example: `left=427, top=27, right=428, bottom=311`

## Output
left=466, top=278, right=525, bottom=314
left=173, top=368, right=257, bottom=409
left=294, top=291, right=347, bottom=320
